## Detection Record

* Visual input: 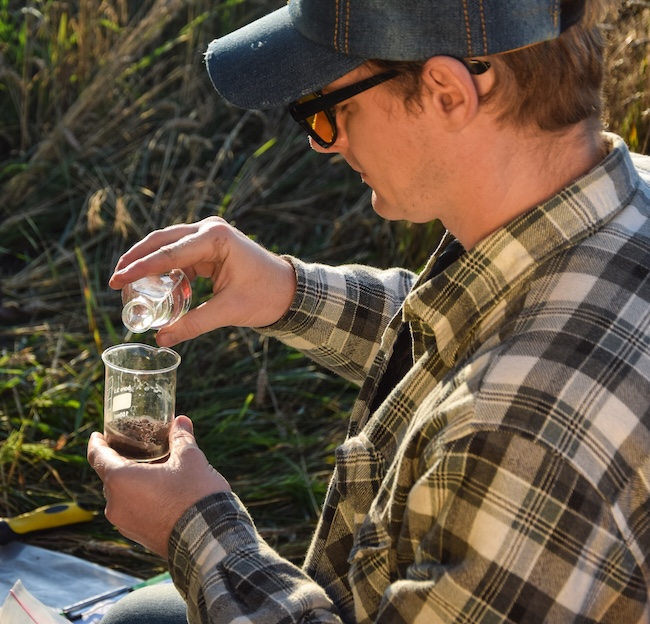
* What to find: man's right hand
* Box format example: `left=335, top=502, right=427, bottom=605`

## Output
left=109, top=217, right=297, bottom=346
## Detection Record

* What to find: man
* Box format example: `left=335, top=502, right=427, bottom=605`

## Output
left=89, top=0, right=650, bottom=622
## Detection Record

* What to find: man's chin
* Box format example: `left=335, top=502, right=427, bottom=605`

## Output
left=370, top=191, right=396, bottom=221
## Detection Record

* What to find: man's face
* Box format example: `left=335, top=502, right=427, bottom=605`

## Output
left=309, top=65, right=451, bottom=224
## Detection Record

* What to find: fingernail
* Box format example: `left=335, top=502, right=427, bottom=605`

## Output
left=156, top=333, right=171, bottom=347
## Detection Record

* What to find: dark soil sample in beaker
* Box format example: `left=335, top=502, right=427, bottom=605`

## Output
left=105, top=416, right=171, bottom=461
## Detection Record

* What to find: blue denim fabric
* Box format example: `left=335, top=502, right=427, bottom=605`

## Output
left=206, top=0, right=564, bottom=110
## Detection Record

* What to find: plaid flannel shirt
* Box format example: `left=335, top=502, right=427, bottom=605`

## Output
left=169, top=134, right=650, bottom=623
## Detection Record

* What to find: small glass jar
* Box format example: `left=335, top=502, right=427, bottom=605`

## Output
left=121, top=269, right=192, bottom=333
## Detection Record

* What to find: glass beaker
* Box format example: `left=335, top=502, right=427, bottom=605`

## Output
left=101, top=343, right=181, bottom=462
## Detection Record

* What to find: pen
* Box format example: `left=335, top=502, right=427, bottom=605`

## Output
left=62, top=572, right=171, bottom=620
left=62, top=585, right=131, bottom=619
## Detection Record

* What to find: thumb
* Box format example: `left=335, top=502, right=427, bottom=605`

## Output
left=169, top=415, right=196, bottom=452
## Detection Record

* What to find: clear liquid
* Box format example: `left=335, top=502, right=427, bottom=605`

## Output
left=121, top=270, right=192, bottom=333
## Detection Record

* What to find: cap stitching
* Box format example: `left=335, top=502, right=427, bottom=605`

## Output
left=479, top=0, right=488, bottom=53
left=334, top=0, right=340, bottom=52
left=462, top=0, right=472, bottom=56
left=344, top=0, right=351, bottom=54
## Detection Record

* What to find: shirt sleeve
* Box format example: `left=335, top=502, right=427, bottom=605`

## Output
left=167, top=492, right=344, bottom=624
left=256, top=257, right=416, bottom=386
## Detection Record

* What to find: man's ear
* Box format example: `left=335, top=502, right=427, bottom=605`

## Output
left=420, top=56, right=481, bottom=130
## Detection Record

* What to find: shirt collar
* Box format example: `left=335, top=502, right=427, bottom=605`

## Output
left=403, top=134, right=641, bottom=369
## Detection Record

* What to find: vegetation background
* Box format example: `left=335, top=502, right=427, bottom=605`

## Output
left=0, top=0, right=648, bottom=579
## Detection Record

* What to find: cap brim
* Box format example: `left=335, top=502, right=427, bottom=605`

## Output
left=205, top=6, right=365, bottom=110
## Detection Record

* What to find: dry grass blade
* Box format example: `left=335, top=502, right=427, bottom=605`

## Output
left=1, top=0, right=190, bottom=208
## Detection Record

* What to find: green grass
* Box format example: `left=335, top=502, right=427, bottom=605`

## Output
left=0, top=0, right=649, bottom=578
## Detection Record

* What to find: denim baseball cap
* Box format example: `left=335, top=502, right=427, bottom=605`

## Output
left=206, top=0, right=582, bottom=110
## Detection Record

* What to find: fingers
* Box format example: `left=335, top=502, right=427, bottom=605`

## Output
left=89, top=417, right=197, bottom=476
left=169, top=415, right=196, bottom=450
left=87, top=431, right=133, bottom=480
left=173, top=414, right=194, bottom=433
left=87, top=417, right=231, bottom=557
left=154, top=304, right=213, bottom=347
left=109, top=218, right=230, bottom=288
left=110, top=224, right=197, bottom=280
left=116, top=220, right=218, bottom=267
left=106, top=216, right=297, bottom=341
left=154, top=299, right=237, bottom=346
left=153, top=288, right=274, bottom=347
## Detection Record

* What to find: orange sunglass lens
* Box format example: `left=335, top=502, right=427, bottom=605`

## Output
left=298, top=93, right=334, bottom=144
left=311, top=112, right=334, bottom=144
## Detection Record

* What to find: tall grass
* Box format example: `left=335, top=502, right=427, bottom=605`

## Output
left=0, top=0, right=648, bottom=577
left=604, top=1, right=650, bottom=153
left=0, top=0, right=396, bottom=576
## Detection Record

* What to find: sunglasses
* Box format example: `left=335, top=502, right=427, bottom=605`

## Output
left=288, top=70, right=399, bottom=148
left=288, top=59, right=491, bottom=148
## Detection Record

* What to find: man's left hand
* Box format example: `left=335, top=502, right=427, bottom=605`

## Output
left=87, top=415, right=231, bottom=558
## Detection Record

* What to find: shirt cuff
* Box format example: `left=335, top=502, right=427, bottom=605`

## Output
left=255, top=255, right=321, bottom=334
